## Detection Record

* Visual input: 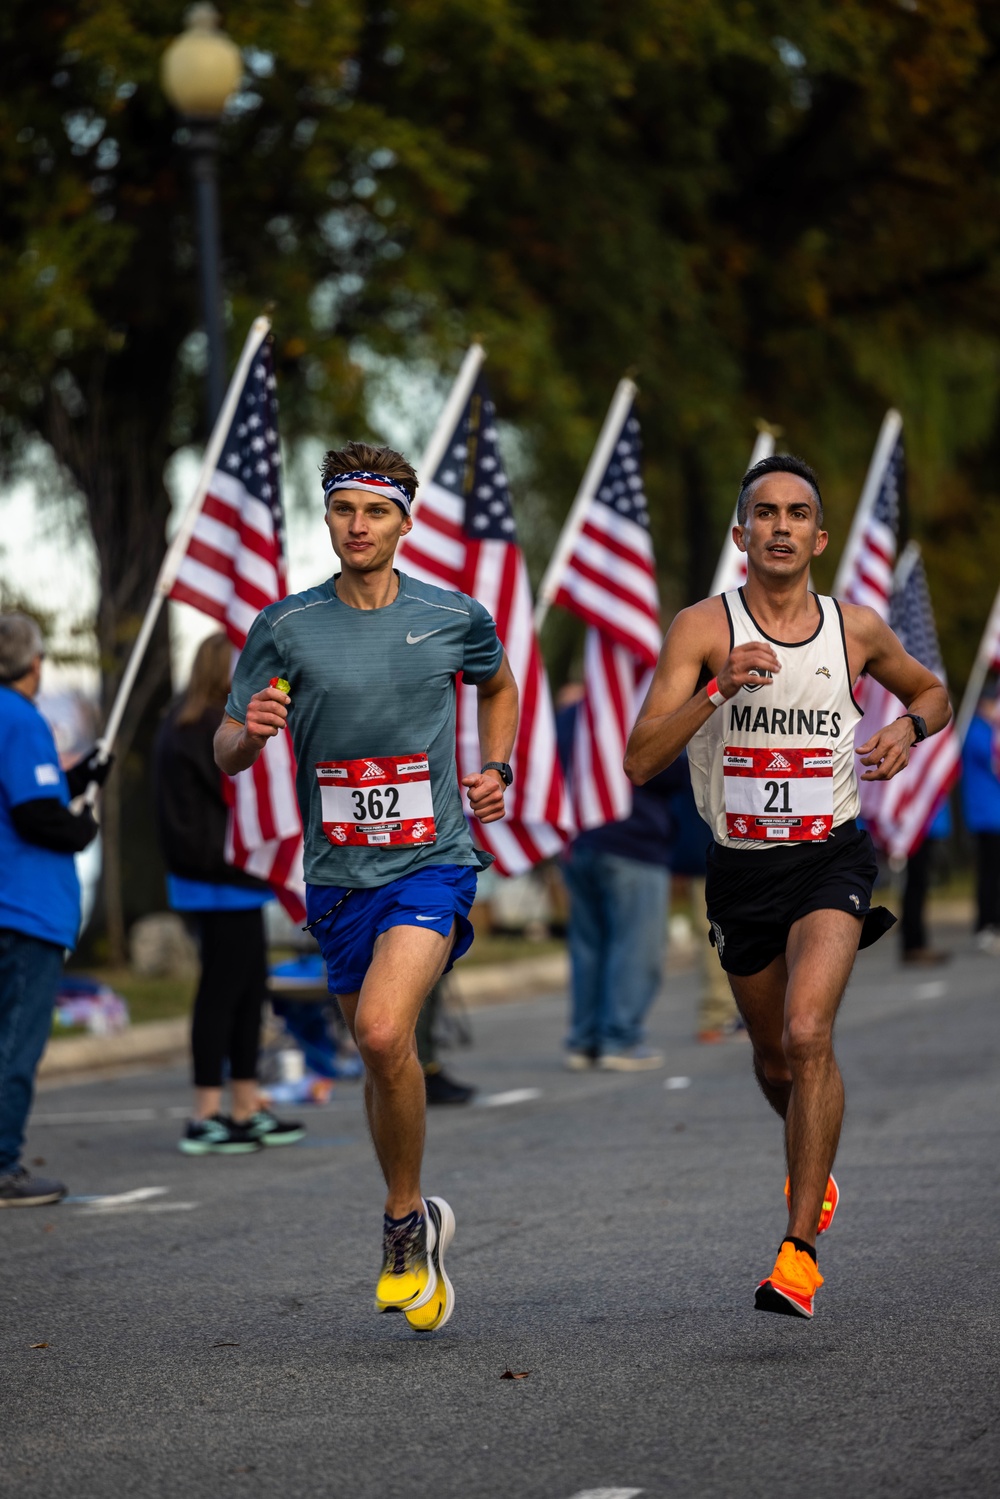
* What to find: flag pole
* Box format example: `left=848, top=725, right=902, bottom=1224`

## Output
left=708, top=427, right=776, bottom=596
left=410, top=343, right=486, bottom=520
left=832, top=408, right=903, bottom=598
left=534, top=377, right=638, bottom=633
left=955, top=581, right=1000, bottom=743
left=91, top=316, right=272, bottom=780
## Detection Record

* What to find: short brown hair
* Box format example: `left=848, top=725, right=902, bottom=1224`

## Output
left=320, top=441, right=418, bottom=500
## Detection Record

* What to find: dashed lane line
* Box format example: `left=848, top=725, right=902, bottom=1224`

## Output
left=479, top=1088, right=543, bottom=1107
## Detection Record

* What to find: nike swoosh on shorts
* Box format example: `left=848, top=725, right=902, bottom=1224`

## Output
left=415, top=915, right=436, bottom=921
left=406, top=629, right=443, bottom=645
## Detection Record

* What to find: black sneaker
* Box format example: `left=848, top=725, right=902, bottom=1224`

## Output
left=424, top=1067, right=476, bottom=1106
left=0, top=1166, right=67, bottom=1207
left=242, top=1108, right=305, bottom=1146
left=178, top=1115, right=261, bottom=1155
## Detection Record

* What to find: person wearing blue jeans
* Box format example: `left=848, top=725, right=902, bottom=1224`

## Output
left=556, top=690, right=683, bottom=1070
left=0, top=613, right=106, bottom=1206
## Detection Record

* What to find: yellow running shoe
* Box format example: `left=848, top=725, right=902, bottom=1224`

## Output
left=374, top=1206, right=437, bottom=1312
left=784, top=1173, right=840, bottom=1235
left=404, top=1197, right=456, bottom=1332
left=755, top=1241, right=824, bottom=1318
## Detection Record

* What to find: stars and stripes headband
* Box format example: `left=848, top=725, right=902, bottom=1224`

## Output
left=322, top=470, right=412, bottom=516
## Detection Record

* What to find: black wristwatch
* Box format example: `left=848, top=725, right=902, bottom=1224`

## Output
left=482, top=761, right=513, bottom=788
left=899, top=713, right=928, bottom=743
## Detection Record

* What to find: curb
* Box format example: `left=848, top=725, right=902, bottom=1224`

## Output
left=38, top=951, right=571, bottom=1081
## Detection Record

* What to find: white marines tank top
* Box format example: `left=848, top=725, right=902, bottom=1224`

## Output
left=688, top=589, right=863, bottom=849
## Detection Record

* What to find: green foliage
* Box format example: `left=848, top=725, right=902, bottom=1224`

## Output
left=2, top=0, right=1000, bottom=699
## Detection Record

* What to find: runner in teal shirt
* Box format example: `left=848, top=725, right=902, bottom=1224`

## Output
left=216, top=440, right=518, bottom=1334
left=226, top=570, right=502, bottom=888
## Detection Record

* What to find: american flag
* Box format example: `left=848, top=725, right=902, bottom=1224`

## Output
left=856, top=544, right=959, bottom=859
left=395, top=372, right=570, bottom=874
left=547, top=404, right=661, bottom=829
left=169, top=335, right=305, bottom=919
left=836, top=423, right=904, bottom=620
left=709, top=431, right=776, bottom=596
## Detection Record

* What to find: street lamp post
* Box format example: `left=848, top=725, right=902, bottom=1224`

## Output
left=161, top=4, right=242, bottom=426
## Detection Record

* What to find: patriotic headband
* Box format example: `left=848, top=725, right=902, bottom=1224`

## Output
left=323, top=469, right=412, bottom=516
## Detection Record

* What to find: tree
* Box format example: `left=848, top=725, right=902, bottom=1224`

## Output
left=3, top=3, right=1000, bottom=946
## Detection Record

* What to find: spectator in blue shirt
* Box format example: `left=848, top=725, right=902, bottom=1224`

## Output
left=0, top=613, right=106, bottom=1207
left=961, top=686, right=1000, bottom=953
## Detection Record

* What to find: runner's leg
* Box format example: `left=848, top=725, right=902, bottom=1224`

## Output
left=338, top=921, right=456, bottom=1218
left=728, top=955, right=791, bottom=1119
left=780, top=908, right=860, bottom=1245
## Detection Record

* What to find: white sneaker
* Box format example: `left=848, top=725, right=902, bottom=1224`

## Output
left=598, top=1045, right=664, bottom=1071
left=564, top=1050, right=595, bottom=1071
left=974, top=928, right=1000, bottom=955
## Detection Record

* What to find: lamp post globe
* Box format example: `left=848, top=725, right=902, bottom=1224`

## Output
left=161, top=5, right=242, bottom=425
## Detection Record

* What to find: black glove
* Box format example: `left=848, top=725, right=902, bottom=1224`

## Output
left=66, top=746, right=114, bottom=797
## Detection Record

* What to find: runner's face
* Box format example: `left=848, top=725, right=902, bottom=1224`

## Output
left=325, top=492, right=412, bottom=573
left=736, top=474, right=827, bottom=578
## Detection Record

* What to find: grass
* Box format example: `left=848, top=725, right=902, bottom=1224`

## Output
left=62, top=967, right=195, bottom=1027
left=62, top=933, right=566, bottom=1030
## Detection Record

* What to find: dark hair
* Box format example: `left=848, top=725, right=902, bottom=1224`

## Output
left=737, top=454, right=823, bottom=526
left=177, top=631, right=231, bottom=726
left=320, top=441, right=418, bottom=500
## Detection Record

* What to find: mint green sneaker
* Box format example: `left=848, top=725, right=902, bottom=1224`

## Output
left=178, top=1115, right=261, bottom=1155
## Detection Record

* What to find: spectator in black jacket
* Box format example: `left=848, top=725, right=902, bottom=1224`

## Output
left=154, top=632, right=302, bottom=1155
left=556, top=686, right=684, bottom=1071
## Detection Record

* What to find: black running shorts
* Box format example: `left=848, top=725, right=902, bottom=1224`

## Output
left=704, top=819, right=895, bottom=977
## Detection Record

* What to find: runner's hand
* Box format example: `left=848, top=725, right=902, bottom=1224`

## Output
left=856, top=718, right=915, bottom=781
left=462, top=770, right=507, bottom=824
left=715, top=642, right=781, bottom=699
left=243, top=684, right=289, bottom=745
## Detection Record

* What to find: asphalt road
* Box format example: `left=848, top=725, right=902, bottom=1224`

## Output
left=2, top=927, right=998, bottom=1499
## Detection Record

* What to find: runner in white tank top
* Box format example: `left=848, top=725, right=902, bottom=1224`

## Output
left=688, top=587, right=862, bottom=848
left=625, top=455, right=950, bottom=1320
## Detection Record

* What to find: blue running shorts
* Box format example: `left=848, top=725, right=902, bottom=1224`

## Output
left=305, top=864, right=479, bottom=996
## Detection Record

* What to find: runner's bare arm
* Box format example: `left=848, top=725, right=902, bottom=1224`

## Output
left=845, top=604, right=952, bottom=782
left=625, top=602, right=782, bottom=784
left=213, top=683, right=290, bottom=776
left=463, top=651, right=518, bottom=824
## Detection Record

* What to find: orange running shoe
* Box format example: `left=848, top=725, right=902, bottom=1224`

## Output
left=784, top=1173, right=839, bottom=1235
left=755, top=1241, right=824, bottom=1318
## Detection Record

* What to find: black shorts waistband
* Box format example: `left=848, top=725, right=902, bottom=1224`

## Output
left=708, top=819, right=861, bottom=867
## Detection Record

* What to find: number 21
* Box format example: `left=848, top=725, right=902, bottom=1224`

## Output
left=764, top=780, right=791, bottom=813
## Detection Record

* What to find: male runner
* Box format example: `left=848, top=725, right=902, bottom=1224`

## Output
left=215, top=441, right=518, bottom=1332
left=625, top=454, right=950, bottom=1318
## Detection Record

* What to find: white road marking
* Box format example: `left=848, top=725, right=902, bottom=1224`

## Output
left=568, top=1489, right=644, bottom=1498
left=65, top=1187, right=168, bottom=1207
left=664, top=1076, right=691, bottom=1090
left=915, top=981, right=947, bottom=1001
left=64, top=1187, right=198, bottom=1213
left=480, top=1088, right=543, bottom=1107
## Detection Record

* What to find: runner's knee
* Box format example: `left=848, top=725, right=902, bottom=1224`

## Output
left=782, top=1012, right=834, bottom=1067
left=354, top=1016, right=413, bottom=1073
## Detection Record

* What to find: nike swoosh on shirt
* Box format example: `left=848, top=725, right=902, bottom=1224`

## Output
left=414, top=914, right=437, bottom=922
left=406, top=629, right=443, bottom=645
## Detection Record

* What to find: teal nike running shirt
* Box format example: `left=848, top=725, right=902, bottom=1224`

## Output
left=226, top=571, right=503, bottom=888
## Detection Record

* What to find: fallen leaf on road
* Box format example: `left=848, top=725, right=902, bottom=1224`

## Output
left=500, top=1367, right=530, bottom=1380
left=29, top=1343, right=49, bottom=1349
